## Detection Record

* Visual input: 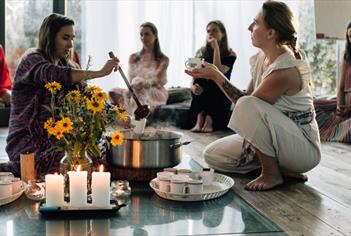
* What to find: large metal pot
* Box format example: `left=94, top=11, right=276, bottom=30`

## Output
left=107, top=130, right=188, bottom=169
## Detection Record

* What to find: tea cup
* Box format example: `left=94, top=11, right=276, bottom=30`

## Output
left=185, top=57, right=203, bottom=70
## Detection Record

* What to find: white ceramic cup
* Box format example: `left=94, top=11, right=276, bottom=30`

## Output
left=187, top=179, right=203, bottom=194
left=0, top=172, right=14, bottom=181
left=132, top=118, right=146, bottom=134
left=170, top=175, right=188, bottom=194
left=201, top=168, right=214, bottom=186
left=185, top=58, right=203, bottom=70
left=157, top=172, right=173, bottom=192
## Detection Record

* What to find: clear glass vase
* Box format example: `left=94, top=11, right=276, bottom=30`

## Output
left=60, top=148, right=93, bottom=199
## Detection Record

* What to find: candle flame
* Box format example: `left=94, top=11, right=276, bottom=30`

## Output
left=77, top=165, right=81, bottom=172
left=99, top=165, right=104, bottom=172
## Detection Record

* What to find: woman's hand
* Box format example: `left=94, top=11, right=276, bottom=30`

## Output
left=336, top=105, right=351, bottom=117
left=130, top=77, right=146, bottom=90
left=191, top=83, right=204, bottom=96
left=185, top=62, right=220, bottom=81
left=208, top=37, right=219, bottom=50
left=100, top=58, right=120, bottom=76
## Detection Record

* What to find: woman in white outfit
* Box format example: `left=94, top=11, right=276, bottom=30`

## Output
left=185, top=1, right=321, bottom=191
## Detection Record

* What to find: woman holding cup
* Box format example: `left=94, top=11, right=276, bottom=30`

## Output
left=185, top=20, right=236, bottom=133
left=185, top=1, right=321, bottom=191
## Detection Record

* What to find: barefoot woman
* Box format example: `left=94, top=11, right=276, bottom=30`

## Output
left=185, top=1, right=321, bottom=191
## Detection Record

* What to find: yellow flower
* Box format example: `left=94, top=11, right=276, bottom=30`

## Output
left=93, top=91, right=108, bottom=102
left=45, top=81, right=62, bottom=94
left=111, top=130, right=124, bottom=146
left=86, top=85, right=102, bottom=94
left=53, top=128, right=64, bottom=140
left=119, top=112, right=129, bottom=122
left=86, top=98, right=105, bottom=113
left=44, top=118, right=57, bottom=135
left=66, top=90, right=81, bottom=103
left=57, top=117, right=73, bottom=133
left=44, top=118, right=55, bottom=130
left=114, top=104, right=128, bottom=121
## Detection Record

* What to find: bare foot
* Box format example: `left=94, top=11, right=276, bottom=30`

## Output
left=190, top=125, right=202, bottom=132
left=201, top=115, right=213, bottom=133
left=245, top=173, right=284, bottom=191
left=281, top=169, right=308, bottom=182
left=190, top=112, right=204, bottom=132
left=245, top=148, right=283, bottom=191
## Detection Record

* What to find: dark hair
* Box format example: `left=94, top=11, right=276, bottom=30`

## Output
left=262, top=1, right=301, bottom=59
left=344, top=22, right=351, bottom=62
left=138, top=22, right=164, bottom=62
left=201, top=20, right=230, bottom=60
left=38, top=13, right=74, bottom=63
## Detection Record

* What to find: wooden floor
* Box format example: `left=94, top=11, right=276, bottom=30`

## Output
left=165, top=126, right=351, bottom=236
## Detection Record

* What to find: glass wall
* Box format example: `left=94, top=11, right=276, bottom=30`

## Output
left=2, top=0, right=342, bottom=96
left=5, top=0, right=52, bottom=77
left=66, top=0, right=83, bottom=68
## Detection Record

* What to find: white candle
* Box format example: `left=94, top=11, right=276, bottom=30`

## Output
left=92, top=165, right=111, bottom=207
left=45, top=173, right=64, bottom=207
left=68, top=165, right=87, bottom=207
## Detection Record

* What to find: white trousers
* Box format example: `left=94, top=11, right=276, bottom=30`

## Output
left=204, top=96, right=321, bottom=174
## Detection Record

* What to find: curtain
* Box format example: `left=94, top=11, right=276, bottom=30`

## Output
left=82, top=0, right=299, bottom=92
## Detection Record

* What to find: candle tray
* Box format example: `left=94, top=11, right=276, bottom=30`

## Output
left=39, top=200, right=126, bottom=218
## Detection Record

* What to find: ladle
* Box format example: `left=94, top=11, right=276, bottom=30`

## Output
left=109, top=51, right=150, bottom=119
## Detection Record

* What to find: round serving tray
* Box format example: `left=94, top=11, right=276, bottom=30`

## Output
left=0, top=182, right=25, bottom=206
left=149, top=173, right=234, bottom=202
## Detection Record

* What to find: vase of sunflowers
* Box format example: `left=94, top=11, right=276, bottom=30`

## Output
left=43, top=81, right=128, bottom=196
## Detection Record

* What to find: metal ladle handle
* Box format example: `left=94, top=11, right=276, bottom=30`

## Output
left=108, top=51, right=142, bottom=107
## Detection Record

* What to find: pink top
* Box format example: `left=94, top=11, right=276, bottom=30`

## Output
left=109, top=52, right=169, bottom=115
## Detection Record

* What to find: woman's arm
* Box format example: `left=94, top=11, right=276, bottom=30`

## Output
left=128, top=54, right=138, bottom=82
left=185, top=62, right=245, bottom=103
left=337, top=60, right=346, bottom=108
left=252, top=67, right=301, bottom=104
left=336, top=60, right=349, bottom=116
left=154, top=56, right=169, bottom=85
left=71, top=58, right=119, bottom=83
left=210, top=39, right=231, bottom=74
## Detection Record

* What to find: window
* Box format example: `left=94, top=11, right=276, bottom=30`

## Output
left=5, top=0, right=52, bottom=77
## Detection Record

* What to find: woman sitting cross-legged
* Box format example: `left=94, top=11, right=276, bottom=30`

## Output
left=314, top=22, right=351, bottom=143
left=185, top=1, right=321, bottom=191
left=186, top=20, right=236, bottom=133
left=109, top=22, right=169, bottom=116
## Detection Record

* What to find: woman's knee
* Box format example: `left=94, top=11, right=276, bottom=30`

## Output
left=234, top=96, right=260, bottom=114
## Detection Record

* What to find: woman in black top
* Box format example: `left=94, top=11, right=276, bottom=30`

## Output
left=187, top=20, right=236, bottom=132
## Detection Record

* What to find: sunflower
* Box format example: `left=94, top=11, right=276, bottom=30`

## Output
left=86, top=98, right=105, bottom=113
left=45, top=81, right=62, bottom=94
left=53, top=128, right=64, bottom=140
left=56, top=117, right=74, bottom=133
left=86, top=85, right=102, bottom=94
left=44, top=118, right=57, bottom=135
left=66, top=90, right=81, bottom=103
left=111, top=130, right=124, bottom=146
left=92, top=91, right=108, bottom=102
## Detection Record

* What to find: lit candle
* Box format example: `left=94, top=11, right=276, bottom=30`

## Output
left=92, top=165, right=111, bottom=207
left=45, top=173, right=64, bottom=207
left=68, top=165, right=87, bottom=207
